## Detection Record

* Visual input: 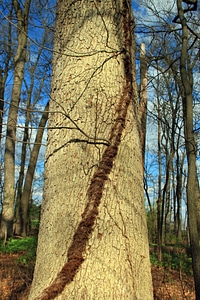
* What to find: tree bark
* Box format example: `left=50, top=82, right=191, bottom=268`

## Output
left=29, top=1, right=153, bottom=299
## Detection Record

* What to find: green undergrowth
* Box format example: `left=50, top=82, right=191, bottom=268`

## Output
left=0, top=237, right=193, bottom=277
left=0, top=236, right=37, bottom=267
left=150, top=246, right=193, bottom=276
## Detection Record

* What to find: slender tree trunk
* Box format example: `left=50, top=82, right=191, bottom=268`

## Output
left=0, top=16, right=12, bottom=217
left=0, top=70, right=4, bottom=142
left=163, top=152, right=174, bottom=244
left=163, top=59, right=186, bottom=244
left=14, top=42, right=46, bottom=236
left=176, top=0, right=200, bottom=297
left=1, top=0, right=31, bottom=238
left=139, top=42, right=148, bottom=165
left=0, top=70, right=4, bottom=214
left=175, top=137, right=184, bottom=240
left=20, top=101, right=49, bottom=237
left=0, top=11, right=11, bottom=143
left=29, top=1, right=153, bottom=299
left=14, top=92, right=31, bottom=236
left=161, top=153, right=168, bottom=245
left=157, top=98, right=162, bottom=262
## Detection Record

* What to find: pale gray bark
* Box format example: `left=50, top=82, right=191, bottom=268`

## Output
left=29, top=0, right=153, bottom=299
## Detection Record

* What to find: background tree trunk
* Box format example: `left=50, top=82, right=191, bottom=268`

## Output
left=0, top=9, right=12, bottom=143
left=176, top=0, right=200, bottom=297
left=14, top=38, right=47, bottom=236
left=139, top=42, right=148, bottom=165
left=20, top=101, right=49, bottom=237
left=157, top=93, right=162, bottom=262
left=29, top=1, right=153, bottom=299
left=14, top=82, right=32, bottom=236
left=1, top=0, right=31, bottom=238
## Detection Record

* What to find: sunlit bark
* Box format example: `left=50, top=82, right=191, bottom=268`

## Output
left=29, top=1, right=153, bottom=299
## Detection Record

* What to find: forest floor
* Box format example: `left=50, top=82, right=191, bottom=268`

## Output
left=0, top=252, right=195, bottom=300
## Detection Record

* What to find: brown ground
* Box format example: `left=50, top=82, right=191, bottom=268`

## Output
left=152, top=265, right=195, bottom=299
left=0, top=253, right=195, bottom=300
left=0, top=253, right=31, bottom=300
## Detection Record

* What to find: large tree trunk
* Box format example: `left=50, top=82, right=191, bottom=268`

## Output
left=1, top=0, right=31, bottom=238
left=176, top=0, right=200, bottom=297
left=29, top=1, right=153, bottom=299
